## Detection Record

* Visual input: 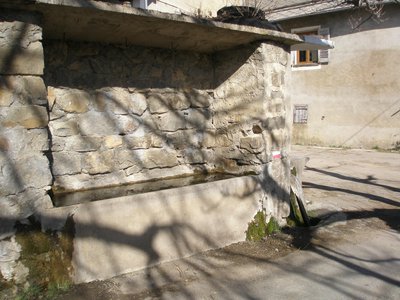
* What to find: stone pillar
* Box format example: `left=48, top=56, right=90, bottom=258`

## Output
left=213, top=42, right=291, bottom=224
left=259, top=42, right=291, bottom=224
left=0, top=10, right=52, bottom=242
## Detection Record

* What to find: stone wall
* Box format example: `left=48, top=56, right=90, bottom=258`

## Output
left=0, top=10, right=53, bottom=283
left=45, top=40, right=290, bottom=212
left=0, top=11, right=52, bottom=240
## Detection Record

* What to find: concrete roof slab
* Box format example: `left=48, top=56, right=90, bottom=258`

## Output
left=0, top=0, right=304, bottom=53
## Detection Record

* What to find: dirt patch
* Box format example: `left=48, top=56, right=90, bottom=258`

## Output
left=207, top=230, right=303, bottom=263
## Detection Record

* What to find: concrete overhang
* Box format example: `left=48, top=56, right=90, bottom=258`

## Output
left=0, top=0, right=305, bottom=53
left=291, top=35, right=334, bottom=51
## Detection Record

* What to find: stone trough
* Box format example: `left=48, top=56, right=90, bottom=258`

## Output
left=43, top=175, right=269, bottom=283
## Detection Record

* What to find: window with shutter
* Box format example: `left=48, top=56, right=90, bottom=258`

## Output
left=318, top=27, right=330, bottom=64
left=291, top=26, right=331, bottom=68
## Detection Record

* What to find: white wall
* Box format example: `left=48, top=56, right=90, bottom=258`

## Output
left=280, top=6, right=400, bottom=150
left=134, top=0, right=241, bottom=17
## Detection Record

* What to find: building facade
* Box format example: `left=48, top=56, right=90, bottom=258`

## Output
left=270, top=2, right=400, bottom=150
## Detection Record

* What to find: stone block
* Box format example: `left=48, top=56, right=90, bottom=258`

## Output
left=1, top=76, right=47, bottom=106
left=127, top=165, right=193, bottom=184
left=271, top=71, right=285, bottom=88
left=183, top=109, right=212, bottom=130
left=186, top=89, right=211, bottom=108
left=182, top=148, right=206, bottom=164
left=53, top=171, right=128, bottom=192
left=240, top=136, right=265, bottom=153
left=3, top=154, right=52, bottom=195
left=135, top=149, right=179, bottom=169
left=50, top=118, right=79, bottom=137
left=92, top=90, right=108, bottom=112
left=78, top=111, right=119, bottom=136
left=213, top=147, right=243, bottom=160
left=115, top=115, right=141, bottom=135
left=0, top=156, right=22, bottom=196
left=83, top=151, right=114, bottom=175
left=52, top=152, right=82, bottom=176
left=201, top=131, right=232, bottom=148
left=94, top=89, right=147, bottom=116
left=115, top=149, right=142, bottom=170
left=0, top=18, right=43, bottom=73
left=47, top=86, right=56, bottom=109
left=0, top=188, right=52, bottom=236
left=0, top=27, right=44, bottom=75
left=1, top=106, right=48, bottom=129
left=271, top=91, right=284, bottom=100
left=0, top=83, right=13, bottom=107
left=148, top=90, right=190, bottom=113
left=125, top=164, right=142, bottom=176
left=0, top=127, right=49, bottom=156
left=78, top=111, right=141, bottom=137
left=262, top=116, right=285, bottom=131
left=26, top=128, right=49, bottom=152
left=65, top=136, right=102, bottom=152
left=153, top=111, right=186, bottom=132
left=0, top=237, right=22, bottom=280
left=104, top=135, right=123, bottom=149
left=51, top=136, right=65, bottom=152
left=262, top=43, right=289, bottom=66
left=125, top=135, right=163, bottom=149
left=56, top=89, right=91, bottom=113
left=166, top=130, right=201, bottom=150
left=104, top=88, right=131, bottom=115
left=0, top=188, right=52, bottom=227
left=0, top=136, right=9, bottom=151
left=130, top=93, right=147, bottom=116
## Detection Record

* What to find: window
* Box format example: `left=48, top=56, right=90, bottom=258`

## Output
left=296, top=30, right=319, bottom=65
left=291, top=26, right=330, bottom=67
left=293, top=105, right=308, bottom=124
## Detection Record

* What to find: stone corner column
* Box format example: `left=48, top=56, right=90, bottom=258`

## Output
left=259, top=41, right=292, bottom=224
left=0, top=8, right=52, bottom=243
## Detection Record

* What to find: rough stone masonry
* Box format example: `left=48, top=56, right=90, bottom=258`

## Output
left=44, top=40, right=289, bottom=196
left=0, top=4, right=292, bottom=284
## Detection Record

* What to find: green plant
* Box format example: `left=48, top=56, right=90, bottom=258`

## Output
left=16, top=284, right=42, bottom=300
left=266, top=217, right=280, bottom=234
left=46, top=281, right=71, bottom=299
left=246, top=211, right=281, bottom=241
left=246, top=210, right=267, bottom=241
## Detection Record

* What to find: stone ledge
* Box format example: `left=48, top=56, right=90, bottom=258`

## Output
left=0, top=0, right=303, bottom=53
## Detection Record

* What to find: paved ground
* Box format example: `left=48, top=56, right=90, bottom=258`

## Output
left=58, top=146, right=400, bottom=299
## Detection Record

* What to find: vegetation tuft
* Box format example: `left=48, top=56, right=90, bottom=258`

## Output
left=246, top=210, right=281, bottom=241
left=1, top=215, right=76, bottom=300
